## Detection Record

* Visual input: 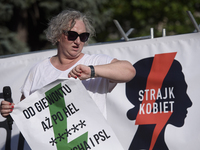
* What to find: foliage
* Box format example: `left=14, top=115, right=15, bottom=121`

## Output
left=0, top=0, right=113, bottom=55
left=104, top=0, right=200, bottom=40
left=0, top=27, right=29, bottom=55
left=0, top=0, right=199, bottom=56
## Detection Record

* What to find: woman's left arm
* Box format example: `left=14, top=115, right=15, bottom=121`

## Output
left=93, top=59, right=136, bottom=83
left=68, top=59, right=136, bottom=83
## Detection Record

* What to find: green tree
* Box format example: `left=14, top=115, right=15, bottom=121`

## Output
left=101, top=0, right=200, bottom=41
left=0, top=0, right=113, bottom=55
left=0, top=0, right=199, bottom=56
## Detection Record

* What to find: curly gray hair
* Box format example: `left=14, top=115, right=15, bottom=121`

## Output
left=45, top=9, right=95, bottom=45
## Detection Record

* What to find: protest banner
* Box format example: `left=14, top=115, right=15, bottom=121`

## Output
left=10, top=79, right=124, bottom=150
left=1, top=32, right=200, bottom=149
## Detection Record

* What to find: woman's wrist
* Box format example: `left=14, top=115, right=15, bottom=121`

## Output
left=88, top=65, right=95, bottom=78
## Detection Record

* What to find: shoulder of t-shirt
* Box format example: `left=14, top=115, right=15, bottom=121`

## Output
left=28, top=57, right=50, bottom=74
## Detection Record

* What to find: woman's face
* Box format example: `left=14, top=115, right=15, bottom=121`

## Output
left=57, top=19, right=87, bottom=59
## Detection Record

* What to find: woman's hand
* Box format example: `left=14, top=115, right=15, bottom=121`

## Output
left=68, top=64, right=92, bottom=80
left=0, top=100, right=14, bottom=117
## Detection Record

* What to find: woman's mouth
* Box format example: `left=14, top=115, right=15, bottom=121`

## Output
left=72, top=45, right=79, bottom=50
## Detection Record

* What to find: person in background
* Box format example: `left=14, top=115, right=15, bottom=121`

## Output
left=0, top=9, right=136, bottom=118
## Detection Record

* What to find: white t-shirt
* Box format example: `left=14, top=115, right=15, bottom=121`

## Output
left=21, top=54, right=117, bottom=118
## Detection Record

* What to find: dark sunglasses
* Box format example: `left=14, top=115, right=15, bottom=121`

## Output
left=63, top=30, right=90, bottom=42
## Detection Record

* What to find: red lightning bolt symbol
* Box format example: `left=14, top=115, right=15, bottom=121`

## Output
left=135, top=52, right=177, bottom=150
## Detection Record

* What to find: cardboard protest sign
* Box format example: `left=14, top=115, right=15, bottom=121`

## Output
left=11, top=79, right=124, bottom=150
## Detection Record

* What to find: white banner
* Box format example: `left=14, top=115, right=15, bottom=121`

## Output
left=1, top=33, right=200, bottom=150
left=10, top=79, right=123, bottom=150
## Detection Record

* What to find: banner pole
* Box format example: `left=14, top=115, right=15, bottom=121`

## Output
left=151, top=28, right=154, bottom=39
left=113, top=20, right=129, bottom=41
left=121, top=28, right=134, bottom=40
left=186, top=11, right=200, bottom=32
left=162, top=29, right=166, bottom=37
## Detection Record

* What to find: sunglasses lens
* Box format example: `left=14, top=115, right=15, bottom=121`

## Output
left=67, top=31, right=78, bottom=41
left=80, top=33, right=90, bottom=42
left=67, top=31, right=89, bottom=42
